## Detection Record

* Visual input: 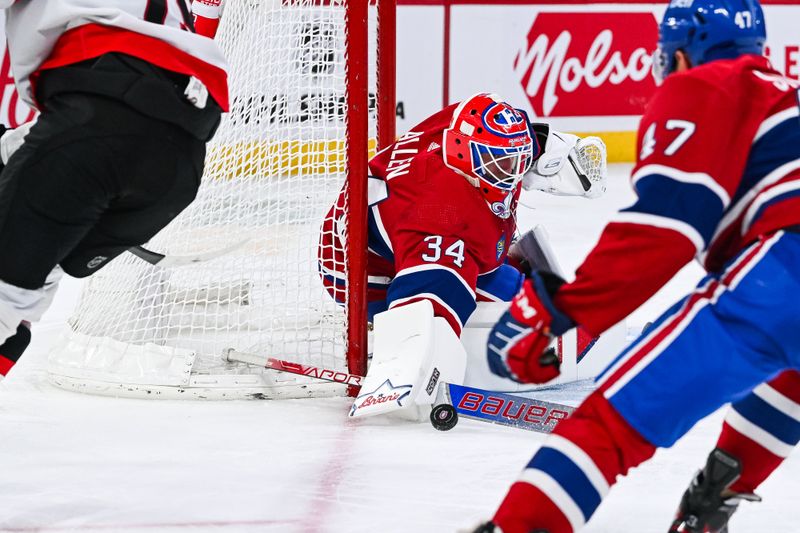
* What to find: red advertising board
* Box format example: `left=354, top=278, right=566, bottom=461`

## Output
left=515, top=12, right=658, bottom=118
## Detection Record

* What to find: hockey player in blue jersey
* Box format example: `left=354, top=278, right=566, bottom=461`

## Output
left=476, top=0, right=800, bottom=531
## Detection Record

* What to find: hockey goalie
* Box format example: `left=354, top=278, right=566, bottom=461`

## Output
left=318, top=93, right=607, bottom=420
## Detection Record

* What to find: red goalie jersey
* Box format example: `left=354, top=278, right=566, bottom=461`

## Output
left=320, top=97, right=540, bottom=335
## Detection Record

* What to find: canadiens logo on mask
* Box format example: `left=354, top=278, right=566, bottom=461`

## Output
left=442, top=93, right=537, bottom=218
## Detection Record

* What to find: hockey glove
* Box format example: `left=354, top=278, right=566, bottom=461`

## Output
left=487, top=272, right=574, bottom=384
left=522, top=126, right=607, bottom=199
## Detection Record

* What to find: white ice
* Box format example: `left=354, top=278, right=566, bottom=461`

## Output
left=1, top=164, right=798, bottom=533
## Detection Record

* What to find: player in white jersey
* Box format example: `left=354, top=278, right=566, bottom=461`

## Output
left=0, top=0, right=228, bottom=378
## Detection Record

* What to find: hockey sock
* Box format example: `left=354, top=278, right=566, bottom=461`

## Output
left=0, top=322, right=32, bottom=376
left=718, top=369, right=800, bottom=494
left=492, top=392, right=656, bottom=533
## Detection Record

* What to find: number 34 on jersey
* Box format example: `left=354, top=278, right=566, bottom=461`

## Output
left=421, top=236, right=466, bottom=268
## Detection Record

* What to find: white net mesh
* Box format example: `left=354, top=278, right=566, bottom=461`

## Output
left=47, top=0, right=378, bottom=399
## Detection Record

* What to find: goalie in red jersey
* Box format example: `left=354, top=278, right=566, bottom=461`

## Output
left=477, top=0, right=800, bottom=531
left=319, top=93, right=607, bottom=419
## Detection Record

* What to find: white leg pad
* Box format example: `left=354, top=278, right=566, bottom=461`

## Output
left=350, top=300, right=466, bottom=420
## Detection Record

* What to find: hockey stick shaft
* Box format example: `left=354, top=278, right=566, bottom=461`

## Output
left=225, top=349, right=363, bottom=387
left=226, top=349, right=572, bottom=432
left=129, top=238, right=250, bottom=268
left=128, top=245, right=169, bottom=265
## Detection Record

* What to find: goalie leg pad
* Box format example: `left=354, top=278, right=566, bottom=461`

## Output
left=350, top=300, right=466, bottom=420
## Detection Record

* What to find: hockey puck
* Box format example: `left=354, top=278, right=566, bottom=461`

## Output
left=430, top=403, right=458, bottom=431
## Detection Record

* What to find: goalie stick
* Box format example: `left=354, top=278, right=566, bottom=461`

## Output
left=224, top=349, right=363, bottom=387
left=509, top=224, right=565, bottom=277
left=225, top=349, right=574, bottom=434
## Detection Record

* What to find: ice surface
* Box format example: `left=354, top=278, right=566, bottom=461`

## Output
left=1, top=165, right=798, bottom=532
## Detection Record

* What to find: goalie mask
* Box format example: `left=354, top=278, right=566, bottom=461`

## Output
left=443, top=93, right=538, bottom=219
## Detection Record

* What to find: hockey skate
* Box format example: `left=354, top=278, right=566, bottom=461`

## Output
left=669, top=448, right=761, bottom=533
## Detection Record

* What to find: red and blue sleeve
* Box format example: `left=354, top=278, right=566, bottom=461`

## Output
left=476, top=264, right=525, bottom=303
left=555, top=74, right=746, bottom=336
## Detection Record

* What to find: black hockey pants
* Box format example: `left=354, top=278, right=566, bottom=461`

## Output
left=0, top=53, right=222, bottom=289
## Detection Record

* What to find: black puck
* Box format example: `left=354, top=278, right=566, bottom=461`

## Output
left=430, top=403, right=458, bottom=431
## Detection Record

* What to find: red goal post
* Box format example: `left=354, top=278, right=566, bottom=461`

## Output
left=347, top=0, right=398, bottom=381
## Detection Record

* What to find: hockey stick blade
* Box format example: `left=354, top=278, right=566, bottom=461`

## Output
left=511, top=225, right=566, bottom=277
left=224, top=349, right=363, bottom=387
left=443, top=383, right=574, bottom=434
left=129, top=238, right=250, bottom=268
left=227, top=349, right=572, bottom=432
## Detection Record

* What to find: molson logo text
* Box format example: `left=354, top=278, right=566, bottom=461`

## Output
left=0, top=48, right=36, bottom=128
left=514, top=13, right=658, bottom=117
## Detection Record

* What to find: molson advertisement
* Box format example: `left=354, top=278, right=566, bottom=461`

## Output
left=513, top=12, right=657, bottom=119
left=1, top=2, right=798, bottom=162
left=440, top=1, right=800, bottom=160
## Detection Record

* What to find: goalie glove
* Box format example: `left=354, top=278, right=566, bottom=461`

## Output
left=523, top=125, right=607, bottom=199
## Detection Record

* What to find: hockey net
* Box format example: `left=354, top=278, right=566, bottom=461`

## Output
left=47, top=0, right=393, bottom=399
